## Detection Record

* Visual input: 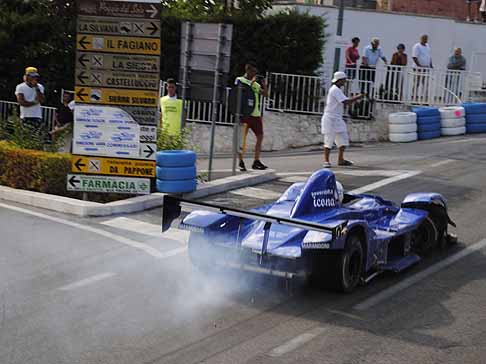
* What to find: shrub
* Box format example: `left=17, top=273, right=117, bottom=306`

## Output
left=0, top=141, right=71, bottom=195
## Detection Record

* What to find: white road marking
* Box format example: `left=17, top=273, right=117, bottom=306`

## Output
left=58, top=272, right=116, bottom=291
left=268, top=327, right=327, bottom=357
left=447, top=137, right=486, bottom=144
left=354, top=239, right=486, bottom=311
left=230, top=187, right=282, bottom=200
left=0, top=202, right=174, bottom=259
left=349, top=171, right=422, bottom=195
left=279, top=176, right=308, bottom=183
left=428, top=159, right=455, bottom=168
left=101, top=217, right=189, bottom=244
left=276, top=170, right=407, bottom=178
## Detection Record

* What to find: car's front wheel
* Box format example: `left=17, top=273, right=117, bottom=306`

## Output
left=411, top=216, right=438, bottom=255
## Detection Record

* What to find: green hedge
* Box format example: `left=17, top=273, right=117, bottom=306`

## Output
left=0, top=141, right=71, bottom=195
left=161, top=11, right=327, bottom=82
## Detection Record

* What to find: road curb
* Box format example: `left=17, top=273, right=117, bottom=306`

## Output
left=0, top=170, right=277, bottom=217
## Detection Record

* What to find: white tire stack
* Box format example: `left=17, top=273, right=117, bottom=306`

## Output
left=439, top=106, right=466, bottom=136
left=388, top=112, right=417, bottom=143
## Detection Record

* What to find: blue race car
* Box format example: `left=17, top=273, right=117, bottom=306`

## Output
left=162, top=169, right=457, bottom=292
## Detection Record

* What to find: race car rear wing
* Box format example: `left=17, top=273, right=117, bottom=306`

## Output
left=162, top=195, right=348, bottom=240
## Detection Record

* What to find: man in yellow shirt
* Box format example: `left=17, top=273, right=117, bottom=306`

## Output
left=160, top=78, right=183, bottom=135
left=235, top=62, right=269, bottom=171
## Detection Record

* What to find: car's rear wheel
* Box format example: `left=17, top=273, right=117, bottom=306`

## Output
left=411, top=216, right=438, bottom=255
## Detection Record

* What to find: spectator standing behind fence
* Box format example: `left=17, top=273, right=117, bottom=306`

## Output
left=412, top=35, right=433, bottom=102
left=15, top=67, right=45, bottom=131
left=446, top=48, right=467, bottom=100
left=52, top=92, right=74, bottom=152
left=345, top=37, right=360, bottom=79
left=322, top=72, right=364, bottom=168
left=236, top=61, right=269, bottom=171
left=160, top=78, right=183, bottom=135
left=360, top=37, right=386, bottom=117
left=388, top=44, right=408, bottom=100
left=466, top=0, right=481, bottom=21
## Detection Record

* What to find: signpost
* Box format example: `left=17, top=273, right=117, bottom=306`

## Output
left=71, top=0, right=160, bottom=194
left=67, top=174, right=151, bottom=194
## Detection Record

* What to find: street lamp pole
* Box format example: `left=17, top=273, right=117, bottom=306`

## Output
left=333, top=0, right=345, bottom=72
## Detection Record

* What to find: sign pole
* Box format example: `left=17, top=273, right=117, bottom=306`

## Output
left=180, top=22, right=193, bottom=130
left=207, top=24, right=225, bottom=182
left=231, top=83, right=243, bottom=175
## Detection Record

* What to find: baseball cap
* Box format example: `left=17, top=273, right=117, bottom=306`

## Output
left=25, top=66, right=40, bottom=77
left=332, top=71, right=347, bottom=83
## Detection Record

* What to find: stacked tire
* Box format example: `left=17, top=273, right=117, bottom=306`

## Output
left=462, top=103, right=486, bottom=134
left=412, top=107, right=441, bottom=140
left=438, top=106, right=466, bottom=136
left=388, top=112, right=417, bottom=143
left=156, top=150, right=198, bottom=193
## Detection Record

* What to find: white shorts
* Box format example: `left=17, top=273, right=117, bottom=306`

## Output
left=324, top=131, right=349, bottom=149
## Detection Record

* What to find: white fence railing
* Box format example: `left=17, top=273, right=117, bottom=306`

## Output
left=265, top=67, right=483, bottom=118
left=0, top=100, right=57, bottom=131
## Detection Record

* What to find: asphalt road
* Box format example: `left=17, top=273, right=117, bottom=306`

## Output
left=2, top=135, right=486, bottom=364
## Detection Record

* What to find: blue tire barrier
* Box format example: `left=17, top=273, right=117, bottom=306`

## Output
left=462, top=103, right=486, bottom=115
left=156, top=166, right=197, bottom=181
left=417, top=122, right=441, bottom=133
left=465, top=113, right=486, bottom=124
left=156, top=150, right=197, bottom=168
left=466, top=123, right=486, bottom=134
left=156, top=178, right=197, bottom=193
left=416, top=115, right=441, bottom=125
left=418, top=130, right=441, bottom=140
left=412, top=107, right=440, bottom=117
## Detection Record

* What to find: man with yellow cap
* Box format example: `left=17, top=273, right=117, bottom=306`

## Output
left=15, top=67, right=45, bottom=130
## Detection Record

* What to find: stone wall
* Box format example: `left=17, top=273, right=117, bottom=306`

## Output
left=188, top=103, right=407, bottom=154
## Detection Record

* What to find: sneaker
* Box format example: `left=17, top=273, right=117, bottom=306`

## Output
left=323, top=162, right=332, bottom=168
left=252, top=160, right=268, bottom=170
left=239, top=159, right=247, bottom=172
left=338, top=159, right=354, bottom=166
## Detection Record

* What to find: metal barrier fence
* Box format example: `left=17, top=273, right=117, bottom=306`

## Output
left=346, top=65, right=480, bottom=106
left=0, top=100, right=57, bottom=131
left=265, top=72, right=326, bottom=114
left=159, top=81, right=234, bottom=125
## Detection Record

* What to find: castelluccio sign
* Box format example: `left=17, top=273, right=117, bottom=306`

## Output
left=67, top=174, right=151, bottom=194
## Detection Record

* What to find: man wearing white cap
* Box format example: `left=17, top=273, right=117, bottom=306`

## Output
left=322, top=71, right=364, bottom=167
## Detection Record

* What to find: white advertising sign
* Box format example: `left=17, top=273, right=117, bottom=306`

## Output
left=73, top=104, right=140, bottom=158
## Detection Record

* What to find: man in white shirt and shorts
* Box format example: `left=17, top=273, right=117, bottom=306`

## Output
left=322, top=71, right=364, bottom=167
left=15, top=66, right=45, bottom=133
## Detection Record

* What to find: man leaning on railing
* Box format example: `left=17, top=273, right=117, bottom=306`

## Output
left=412, top=35, right=433, bottom=103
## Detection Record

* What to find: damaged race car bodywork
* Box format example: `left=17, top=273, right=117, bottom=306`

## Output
left=162, top=169, right=456, bottom=292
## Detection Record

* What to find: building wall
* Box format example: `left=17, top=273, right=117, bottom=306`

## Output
left=273, top=4, right=486, bottom=80
left=379, top=0, right=469, bottom=21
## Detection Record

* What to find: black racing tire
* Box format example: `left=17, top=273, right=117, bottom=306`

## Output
left=412, top=216, right=438, bottom=255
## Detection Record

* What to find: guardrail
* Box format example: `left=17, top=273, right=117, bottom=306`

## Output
left=0, top=100, right=57, bottom=131
left=346, top=65, right=480, bottom=106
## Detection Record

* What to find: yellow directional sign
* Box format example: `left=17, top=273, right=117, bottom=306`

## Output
left=78, top=16, right=160, bottom=37
left=76, top=69, right=159, bottom=90
left=76, top=34, right=160, bottom=55
left=71, top=155, right=156, bottom=177
left=76, top=52, right=160, bottom=73
left=75, top=86, right=158, bottom=107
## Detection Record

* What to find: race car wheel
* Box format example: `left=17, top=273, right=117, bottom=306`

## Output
left=411, top=216, right=438, bottom=255
left=335, top=235, right=364, bottom=293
